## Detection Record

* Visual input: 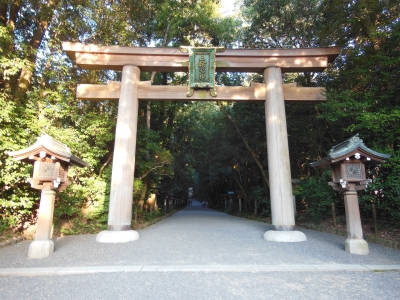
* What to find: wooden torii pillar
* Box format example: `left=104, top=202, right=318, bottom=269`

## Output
left=62, top=43, right=340, bottom=243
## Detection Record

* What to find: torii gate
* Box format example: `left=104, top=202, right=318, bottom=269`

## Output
left=62, top=42, right=340, bottom=243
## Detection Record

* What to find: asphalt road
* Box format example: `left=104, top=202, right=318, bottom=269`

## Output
left=1, top=201, right=399, bottom=299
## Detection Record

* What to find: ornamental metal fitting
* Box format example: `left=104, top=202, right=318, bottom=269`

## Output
left=180, top=46, right=225, bottom=97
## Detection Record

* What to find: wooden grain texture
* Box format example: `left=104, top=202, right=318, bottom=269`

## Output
left=62, top=42, right=340, bottom=72
left=77, top=82, right=326, bottom=102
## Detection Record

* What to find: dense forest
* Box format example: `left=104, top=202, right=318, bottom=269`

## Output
left=1, top=0, right=399, bottom=236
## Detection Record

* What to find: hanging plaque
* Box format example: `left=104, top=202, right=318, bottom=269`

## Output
left=180, top=46, right=225, bottom=97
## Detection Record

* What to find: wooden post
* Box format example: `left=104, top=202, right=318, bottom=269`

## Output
left=264, top=67, right=294, bottom=230
left=372, top=203, right=379, bottom=237
left=107, top=65, right=139, bottom=231
left=96, top=65, right=140, bottom=243
left=263, top=67, right=306, bottom=242
left=239, top=197, right=242, bottom=213
left=332, top=203, right=337, bottom=228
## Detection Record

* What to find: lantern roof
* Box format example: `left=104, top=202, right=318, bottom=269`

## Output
left=8, top=134, right=88, bottom=167
left=310, top=135, right=391, bottom=168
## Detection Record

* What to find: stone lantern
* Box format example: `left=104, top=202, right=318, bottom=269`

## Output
left=8, top=134, right=88, bottom=258
left=310, top=135, right=390, bottom=255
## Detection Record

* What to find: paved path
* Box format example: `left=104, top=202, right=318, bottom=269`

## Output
left=1, top=203, right=399, bottom=299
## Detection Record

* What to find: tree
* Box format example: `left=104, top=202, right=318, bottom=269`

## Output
left=241, top=0, right=326, bottom=48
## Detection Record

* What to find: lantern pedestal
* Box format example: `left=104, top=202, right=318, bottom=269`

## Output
left=29, top=189, right=56, bottom=259
left=96, top=230, right=140, bottom=243
left=264, top=230, right=307, bottom=242
left=344, top=188, right=369, bottom=255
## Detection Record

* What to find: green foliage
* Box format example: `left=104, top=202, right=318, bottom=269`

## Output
left=250, top=187, right=270, bottom=216
left=239, top=0, right=400, bottom=225
left=0, top=219, right=9, bottom=233
left=224, top=202, right=235, bottom=214
left=359, top=149, right=400, bottom=223
left=1, top=0, right=400, bottom=235
left=0, top=0, right=241, bottom=234
left=0, top=82, right=40, bottom=234
left=150, top=0, right=241, bottom=47
left=136, top=127, right=174, bottom=180
left=241, top=0, right=325, bottom=48
left=297, top=170, right=337, bottom=223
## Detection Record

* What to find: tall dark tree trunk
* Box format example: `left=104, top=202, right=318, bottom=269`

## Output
left=232, top=170, right=251, bottom=211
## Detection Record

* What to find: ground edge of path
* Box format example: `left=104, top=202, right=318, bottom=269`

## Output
left=1, top=264, right=400, bottom=277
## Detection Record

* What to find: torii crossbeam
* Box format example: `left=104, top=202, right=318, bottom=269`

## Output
left=77, top=81, right=326, bottom=102
left=62, top=42, right=340, bottom=243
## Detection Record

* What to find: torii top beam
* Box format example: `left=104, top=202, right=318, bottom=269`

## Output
left=62, top=42, right=341, bottom=73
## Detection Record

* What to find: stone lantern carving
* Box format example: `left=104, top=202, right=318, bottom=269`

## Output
left=310, top=135, right=390, bottom=255
left=8, top=134, right=88, bottom=258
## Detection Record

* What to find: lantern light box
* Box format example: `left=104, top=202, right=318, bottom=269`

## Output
left=310, top=134, right=390, bottom=191
left=8, top=134, right=88, bottom=191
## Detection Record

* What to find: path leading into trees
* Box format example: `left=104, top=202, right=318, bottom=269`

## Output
left=1, top=202, right=400, bottom=299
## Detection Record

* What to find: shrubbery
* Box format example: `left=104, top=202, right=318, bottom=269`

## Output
left=296, top=170, right=337, bottom=224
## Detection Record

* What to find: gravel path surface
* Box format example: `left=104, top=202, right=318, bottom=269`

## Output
left=1, top=271, right=399, bottom=300
left=1, top=202, right=399, bottom=299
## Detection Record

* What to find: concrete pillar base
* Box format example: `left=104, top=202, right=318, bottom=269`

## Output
left=28, top=240, right=54, bottom=259
left=96, top=230, right=140, bottom=243
left=264, top=230, right=307, bottom=242
left=345, top=238, right=369, bottom=255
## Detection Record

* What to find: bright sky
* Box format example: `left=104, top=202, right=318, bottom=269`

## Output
left=219, top=0, right=239, bottom=17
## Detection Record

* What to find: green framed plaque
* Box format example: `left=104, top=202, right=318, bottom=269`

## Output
left=180, top=46, right=225, bottom=97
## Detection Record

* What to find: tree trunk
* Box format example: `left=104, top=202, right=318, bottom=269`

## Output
left=139, top=174, right=150, bottom=208
left=1, top=2, right=21, bottom=91
left=13, top=0, right=59, bottom=102
left=5, top=1, right=20, bottom=30
left=99, top=151, right=113, bottom=178
left=232, top=171, right=251, bottom=212
left=0, top=3, right=8, bottom=25
left=218, top=103, right=270, bottom=188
